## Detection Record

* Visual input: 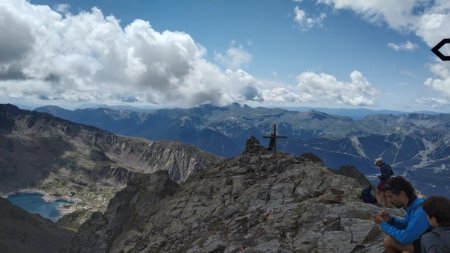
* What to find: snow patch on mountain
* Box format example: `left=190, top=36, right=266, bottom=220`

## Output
left=432, top=164, right=449, bottom=173
left=350, top=136, right=368, bottom=158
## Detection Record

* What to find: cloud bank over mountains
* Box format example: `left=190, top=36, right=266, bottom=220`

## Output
left=0, top=2, right=249, bottom=106
left=0, top=0, right=449, bottom=109
left=0, top=0, right=378, bottom=108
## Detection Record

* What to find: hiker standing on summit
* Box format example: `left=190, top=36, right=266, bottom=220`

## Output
left=374, top=157, right=394, bottom=206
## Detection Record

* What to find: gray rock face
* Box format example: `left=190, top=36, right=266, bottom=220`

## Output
left=335, top=165, right=372, bottom=187
left=242, top=136, right=267, bottom=155
left=67, top=149, right=386, bottom=253
left=67, top=171, right=178, bottom=253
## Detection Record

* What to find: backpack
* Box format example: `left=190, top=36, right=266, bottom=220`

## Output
left=362, top=186, right=377, bottom=204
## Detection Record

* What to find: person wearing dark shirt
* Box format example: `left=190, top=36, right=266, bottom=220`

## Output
left=374, top=157, right=393, bottom=206
left=421, top=196, right=450, bottom=253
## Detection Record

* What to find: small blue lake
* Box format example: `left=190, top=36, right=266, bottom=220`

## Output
left=7, top=192, right=72, bottom=222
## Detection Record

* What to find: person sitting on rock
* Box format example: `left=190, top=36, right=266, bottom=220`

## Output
left=371, top=176, right=430, bottom=253
left=421, top=196, right=450, bottom=253
left=374, top=157, right=394, bottom=206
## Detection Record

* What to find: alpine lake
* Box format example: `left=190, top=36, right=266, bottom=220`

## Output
left=7, top=192, right=73, bottom=222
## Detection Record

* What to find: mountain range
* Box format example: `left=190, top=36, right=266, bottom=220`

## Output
left=0, top=103, right=440, bottom=252
left=0, top=104, right=220, bottom=229
left=35, top=103, right=450, bottom=197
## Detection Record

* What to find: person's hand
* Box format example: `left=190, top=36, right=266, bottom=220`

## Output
left=371, top=213, right=383, bottom=224
left=371, top=209, right=391, bottom=224
left=379, top=209, right=391, bottom=222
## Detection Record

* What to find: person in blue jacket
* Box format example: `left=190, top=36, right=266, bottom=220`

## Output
left=372, top=176, right=431, bottom=253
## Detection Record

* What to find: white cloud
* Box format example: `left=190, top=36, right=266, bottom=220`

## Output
left=294, top=6, right=306, bottom=22
left=0, top=6, right=34, bottom=64
left=261, top=87, right=305, bottom=103
left=416, top=97, right=450, bottom=108
left=424, top=63, right=450, bottom=97
left=294, top=6, right=327, bottom=31
left=0, top=0, right=379, bottom=108
left=214, top=45, right=252, bottom=70
left=415, top=1, right=450, bottom=46
left=0, top=0, right=261, bottom=107
left=317, top=0, right=420, bottom=31
left=55, top=4, right=70, bottom=13
left=387, top=41, right=418, bottom=51
left=319, top=0, right=450, bottom=103
left=295, top=70, right=377, bottom=106
left=249, top=70, right=378, bottom=106
left=415, top=1, right=450, bottom=102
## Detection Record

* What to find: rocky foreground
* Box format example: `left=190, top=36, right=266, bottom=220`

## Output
left=67, top=138, right=387, bottom=253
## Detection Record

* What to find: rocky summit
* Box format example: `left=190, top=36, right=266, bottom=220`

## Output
left=67, top=137, right=387, bottom=253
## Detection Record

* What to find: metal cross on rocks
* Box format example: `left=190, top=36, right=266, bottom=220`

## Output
left=263, top=124, right=287, bottom=154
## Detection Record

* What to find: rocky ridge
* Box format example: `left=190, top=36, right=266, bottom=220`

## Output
left=67, top=137, right=388, bottom=253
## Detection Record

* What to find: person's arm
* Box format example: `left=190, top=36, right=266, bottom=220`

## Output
left=387, top=216, right=407, bottom=229
left=380, top=208, right=430, bottom=245
left=372, top=210, right=405, bottom=228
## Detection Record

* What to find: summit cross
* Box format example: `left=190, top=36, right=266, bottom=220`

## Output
left=263, top=124, right=287, bottom=154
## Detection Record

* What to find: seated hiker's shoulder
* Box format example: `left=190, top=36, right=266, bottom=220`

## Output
left=421, top=228, right=450, bottom=250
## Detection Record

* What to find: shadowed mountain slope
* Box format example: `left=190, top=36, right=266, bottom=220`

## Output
left=0, top=104, right=220, bottom=229
left=0, top=198, right=75, bottom=253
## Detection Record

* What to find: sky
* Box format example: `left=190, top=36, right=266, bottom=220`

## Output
left=0, top=0, right=450, bottom=112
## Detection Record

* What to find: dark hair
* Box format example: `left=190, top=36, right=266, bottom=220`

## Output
left=384, top=176, right=416, bottom=200
left=422, top=196, right=450, bottom=226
